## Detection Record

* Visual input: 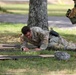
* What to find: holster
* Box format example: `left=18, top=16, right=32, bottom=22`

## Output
left=49, top=30, right=59, bottom=37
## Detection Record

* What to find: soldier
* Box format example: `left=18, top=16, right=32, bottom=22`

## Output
left=68, top=0, right=76, bottom=18
left=20, top=26, right=76, bottom=51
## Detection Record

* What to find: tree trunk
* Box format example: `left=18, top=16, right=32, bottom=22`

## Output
left=73, top=0, right=76, bottom=6
left=27, top=0, right=48, bottom=30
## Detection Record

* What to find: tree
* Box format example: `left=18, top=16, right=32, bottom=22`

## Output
left=27, top=0, right=48, bottom=30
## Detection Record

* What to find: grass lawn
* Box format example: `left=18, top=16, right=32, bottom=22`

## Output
left=0, top=4, right=74, bottom=16
left=0, top=2, right=76, bottom=75
left=0, top=23, right=76, bottom=75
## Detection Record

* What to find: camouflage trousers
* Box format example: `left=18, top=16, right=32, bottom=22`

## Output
left=21, top=36, right=76, bottom=50
left=48, top=36, right=76, bottom=50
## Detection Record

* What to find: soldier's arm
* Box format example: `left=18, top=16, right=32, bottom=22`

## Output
left=20, top=34, right=29, bottom=51
left=32, top=27, right=49, bottom=50
left=38, top=29, right=49, bottom=50
left=40, top=35, right=49, bottom=50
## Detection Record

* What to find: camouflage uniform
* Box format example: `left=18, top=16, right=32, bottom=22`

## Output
left=20, top=27, right=76, bottom=50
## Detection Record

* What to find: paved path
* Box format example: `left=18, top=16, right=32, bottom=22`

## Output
left=0, top=14, right=76, bottom=28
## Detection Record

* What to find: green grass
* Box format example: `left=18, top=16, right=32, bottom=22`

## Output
left=0, top=23, right=25, bottom=44
left=0, top=4, right=74, bottom=16
left=47, top=4, right=73, bottom=16
left=0, top=3, right=76, bottom=75
left=0, top=23, right=25, bottom=33
left=0, top=23, right=76, bottom=75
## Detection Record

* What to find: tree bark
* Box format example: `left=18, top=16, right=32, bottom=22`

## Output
left=73, top=0, right=76, bottom=7
left=27, top=0, right=48, bottom=30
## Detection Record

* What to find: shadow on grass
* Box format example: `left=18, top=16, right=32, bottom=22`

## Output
left=61, top=33, right=76, bottom=42
left=0, top=50, right=76, bottom=75
left=3, top=7, right=29, bottom=10
left=0, top=6, right=13, bottom=14
left=0, top=6, right=66, bottom=15
left=0, top=42, right=76, bottom=74
left=0, top=32, right=20, bottom=44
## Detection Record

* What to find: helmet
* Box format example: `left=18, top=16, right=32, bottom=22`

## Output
left=54, top=51, right=70, bottom=60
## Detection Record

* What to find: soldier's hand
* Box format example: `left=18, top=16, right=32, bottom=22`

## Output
left=22, top=47, right=29, bottom=52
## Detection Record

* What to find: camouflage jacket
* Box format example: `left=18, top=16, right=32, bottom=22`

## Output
left=20, top=27, right=49, bottom=50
